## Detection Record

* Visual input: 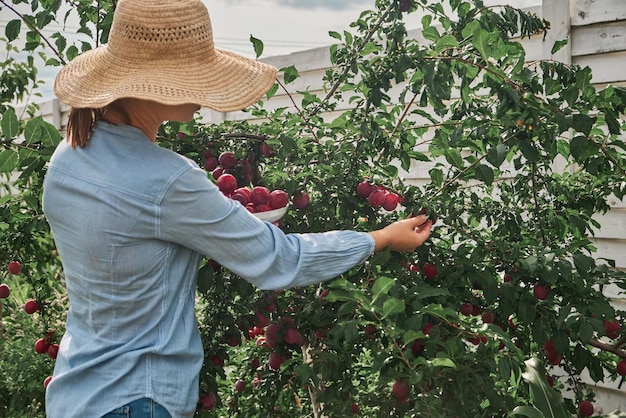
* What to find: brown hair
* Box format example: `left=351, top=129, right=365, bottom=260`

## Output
left=66, top=107, right=106, bottom=148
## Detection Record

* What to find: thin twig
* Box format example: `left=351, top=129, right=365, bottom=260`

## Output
left=434, top=129, right=521, bottom=198
left=530, top=162, right=547, bottom=246
left=96, top=0, right=101, bottom=48
left=389, top=91, right=420, bottom=140
left=221, top=133, right=268, bottom=142
left=0, top=0, right=66, bottom=65
left=274, top=78, right=320, bottom=143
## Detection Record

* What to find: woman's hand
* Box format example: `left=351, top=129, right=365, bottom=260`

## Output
left=369, top=215, right=432, bottom=253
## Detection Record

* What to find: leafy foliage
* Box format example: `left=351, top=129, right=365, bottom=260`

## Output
left=0, top=0, right=625, bottom=417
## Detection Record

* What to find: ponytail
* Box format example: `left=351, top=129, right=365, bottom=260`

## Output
left=66, top=107, right=105, bottom=148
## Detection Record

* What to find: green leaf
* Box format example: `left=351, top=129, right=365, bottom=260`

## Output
left=325, top=285, right=367, bottom=306
left=421, top=303, right=452, bottom=319
left=329, top=113, right=349, bottom=129
left=24, top=117, right=62, bottom=147
left=422, top=26, right=440, bottom=42
left=430, top=357, right=456, bottom=369
left=325, top=289, right=354, bottom=302
left=34, top=11, right=50, bottom=29
left=521, top=358, right=569, bottom=418
left=402, top=330, right=422, bottom=345
left=518, top=298, right=537, bottom=324
left=5, top=19, right=21, bottom=42
left=54, top=34, right=67, bottom=54
left=281, top=65, right=299, bottom=84
left=444, top=148, right=464, bottom=168
left=329, top=31, right=342, bottom=40
left=1, top=107, right=19, bottom=139
left=46, top=58, right=61, bottom=66
left=250, top=35, right=264, bottom=58
left=372, top=350, right=392, bottom=371
left=265, top=83, right=278, bottom=99
left=25, top=30, right=41, bottom=51
left=0, top=150, right=19, bottom=173
left=555, top=112, right=572, bottom=133
left=372, top=277, right=396, bottom=303
left=370, top=248, right=391, bottom=266
left=603, top=109, right=621, bottom=135
left=382, top=297, right=405, bottom=318
left=343, top=30, right=353, bottom=46
left=486, top=144, right=509, bottom=168
left=570, top=135, right=591, bottom=161
left=435, top=34, right=458, bottom=51
left=578, top=320, right=594, bottom=344
left=562, top=85, right=580, bottom=106
left=361, top=42, right=381, bottom=55
left=429, top=168, right=444, bottom=186
left=544, top=78, right=560, bottom=96
left=472, top=28, right=492, bottom=61
left=521, top=255, right=538, bottom=274
left=196, top=265, right=214, bottom=294
left=532, top=318, right=548, bottom=345
left=518, top=139, right=539, bottom=162
left=572, top=114, right=596, bottom=136
left=511, top=405, right=546, bottom=418
left=573, top=252, right=594, bottom=276
left=413, top=286, right=450, bottom=300
left=474, top=164, right=494, bottom=186
left=551, top=39, right=568, bottom=55
left=66, top=45, right=79, bottom=61
left=294, top=363, right=320, bottom=387
left=421, top=14, right=433, bottom=29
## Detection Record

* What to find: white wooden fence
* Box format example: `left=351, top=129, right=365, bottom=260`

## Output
left=24, top=0, right=626, bottom=412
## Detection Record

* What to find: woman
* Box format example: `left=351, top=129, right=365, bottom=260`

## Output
left=42, top=0, right=432, bottom=417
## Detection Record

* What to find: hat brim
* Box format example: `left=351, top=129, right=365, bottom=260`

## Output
left=54, top=46, right=277, bottom=112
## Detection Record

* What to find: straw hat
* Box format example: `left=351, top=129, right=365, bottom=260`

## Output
left=54, top=0, right=277, bottom=112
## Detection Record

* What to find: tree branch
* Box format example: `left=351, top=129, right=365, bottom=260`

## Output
left=588, top=338, right=626, bottom=359
left=315, top=2, right=394, bottom=110
left=274, top=78, right=320, bottom=144
left=0, top=0, right=66, bottom=65
left=434, top=129, right=521, bottom=198
left=221, top=133, right=268, bottom=142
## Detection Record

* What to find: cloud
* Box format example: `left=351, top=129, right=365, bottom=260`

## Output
left=273, top=0, right=372, bottom=10
left=222, top=0, right=373, bottom=11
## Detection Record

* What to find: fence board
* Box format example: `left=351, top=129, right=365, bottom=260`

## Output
left=570, top=0, right=626, bottom=26
left=593, top=209, right=626, bottom=239
left=573, top=50, right=626, bottom=84
left=594, top=238, right=626, bottom=268
left=572, top=21, right=626, bottom=56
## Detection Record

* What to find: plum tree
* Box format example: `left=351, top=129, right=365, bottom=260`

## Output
left=1, top=0, right=626, bottom=417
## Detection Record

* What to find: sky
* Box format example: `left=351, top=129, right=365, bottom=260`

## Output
left=207, top=0, right=540, bottom=57
left=207, top=0, right=377, bottom=57
left=1, top=0, right=541, bottom=103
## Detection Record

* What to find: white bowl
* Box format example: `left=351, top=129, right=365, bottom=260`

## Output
left=253, top=206, right=288, bottom=223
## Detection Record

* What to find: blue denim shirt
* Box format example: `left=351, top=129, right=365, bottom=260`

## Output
left=42, top=121, right=375, bottom=418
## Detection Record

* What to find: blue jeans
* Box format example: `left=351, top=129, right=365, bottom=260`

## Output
left=101, top=398, right=172, bottom=418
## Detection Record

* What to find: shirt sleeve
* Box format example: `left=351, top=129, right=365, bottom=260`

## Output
left=158, top=164, right=376, bottom=290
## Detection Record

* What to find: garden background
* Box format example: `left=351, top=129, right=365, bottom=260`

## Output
left=1, top=0, right=626, bottom=416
